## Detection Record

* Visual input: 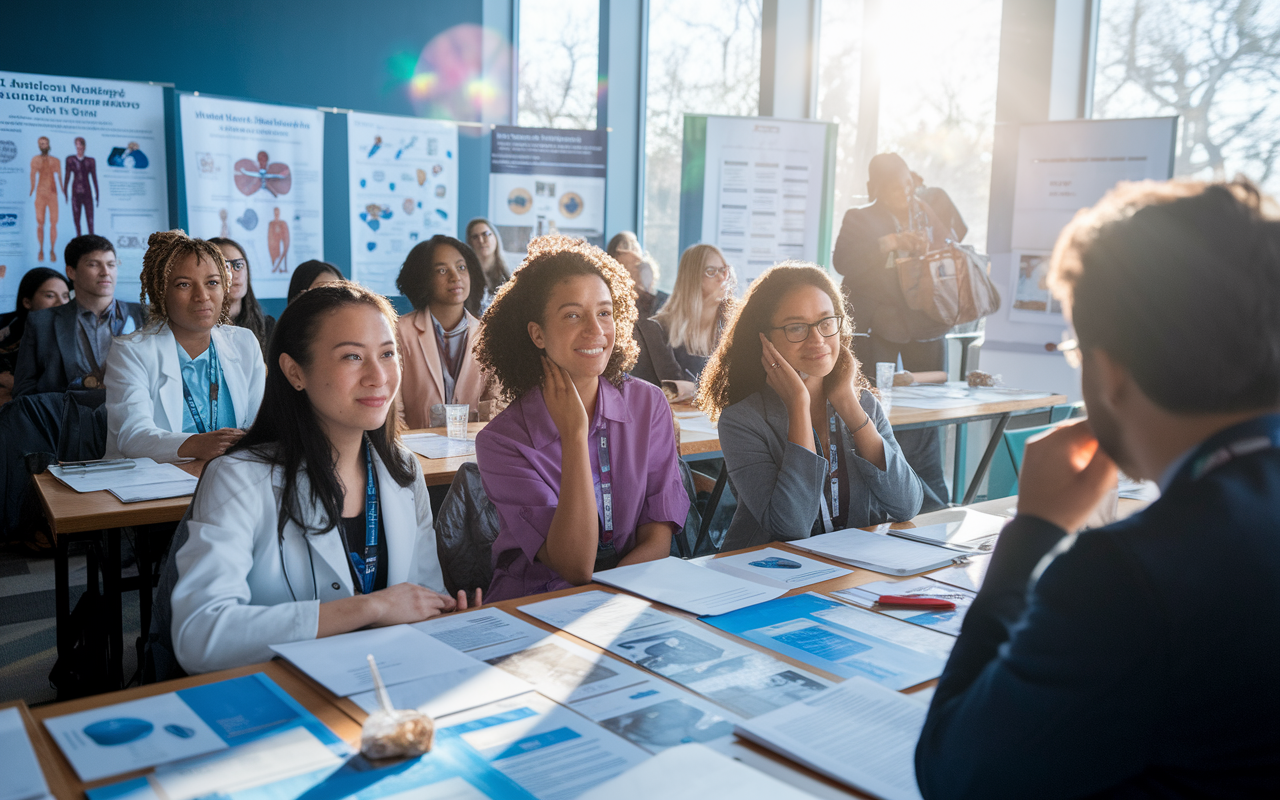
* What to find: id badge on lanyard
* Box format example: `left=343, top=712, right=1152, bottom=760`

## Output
left=598, top=432, right=614, bottom=544
left=181, top=340, right=221, bottom=434
left=817, top=411, right=841, bottom=533
left=347, top=441, right=380, bottom=594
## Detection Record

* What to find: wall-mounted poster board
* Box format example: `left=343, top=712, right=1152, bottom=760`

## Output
left=488, top=126, right=607, bottom=259
left=981, top=116, right=1177, bottom=398
left=347, top=111, right=458, bottom=297
left=179, top=94, right=324, bottom=299
left=679, top=115, right=836, bottom=283
left=0, top=70, right=168, bottom=310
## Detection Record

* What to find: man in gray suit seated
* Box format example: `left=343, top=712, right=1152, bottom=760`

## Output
left=1, top=235, right=146, bottom=544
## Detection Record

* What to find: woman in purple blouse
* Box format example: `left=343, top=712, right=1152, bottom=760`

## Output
left=474, top=235, right=691, bottom=602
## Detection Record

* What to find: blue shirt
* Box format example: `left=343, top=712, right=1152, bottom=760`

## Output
left=178, top=342, right=236, bottom=433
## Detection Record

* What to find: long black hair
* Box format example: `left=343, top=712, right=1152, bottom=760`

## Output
left=9, top=267, right=69, bottom=322
left=287, top=260, right=345, bottom=305
left=225, top=282, right=416, bottom=538
left=209, top=236, right=271, bottom=352
left=395, top=235, right=485, bottom=317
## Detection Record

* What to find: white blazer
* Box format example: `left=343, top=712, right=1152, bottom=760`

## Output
left=169, top=447, right=446, bottom=673
left=104, top=323, right=265, bottom=462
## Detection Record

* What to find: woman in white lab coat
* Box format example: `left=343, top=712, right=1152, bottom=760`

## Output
left=104, top=230, right=265, bottom=462
left=168, top=281, right=475, bottom=674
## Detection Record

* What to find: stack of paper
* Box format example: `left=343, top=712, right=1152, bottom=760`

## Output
left=402, top=432, right=476, bottom=459
left=593, top=557, right=786, bottom=615
left=790, top=528, right=966, bottom=575
left=578, top=743, right=821, bottom=800
left=833, top=577, right=977, bottom=636
left=49, top=457, right=198, bottom=501
left=735, top=677, right=928, bottom=800
left=704, top=547, right=853, bottom=589
left=885, top=509, right=1008, bottom=553
left=0, top=707, right=52, bottom=800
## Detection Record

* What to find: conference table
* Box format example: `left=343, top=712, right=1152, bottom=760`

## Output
left=29, top=387, right=1066, bottom=693
left=27, top=496, right=1141, bottom=800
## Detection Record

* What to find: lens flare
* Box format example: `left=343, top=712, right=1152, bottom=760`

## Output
left=408, top=24, right=512, bottom=122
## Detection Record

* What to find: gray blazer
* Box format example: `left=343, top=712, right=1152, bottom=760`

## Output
left=718, top=386, right=924, bottom=550
left=13, top=299, right=145, bottom=397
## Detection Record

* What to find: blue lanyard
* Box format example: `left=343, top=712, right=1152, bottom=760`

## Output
left=815, top=408, right=842, bottom=532
left=598, top=431, right=614, bottom=544
left=346, top=440, right=381, bottom=594
left=181, top=340, right=221, bottom=434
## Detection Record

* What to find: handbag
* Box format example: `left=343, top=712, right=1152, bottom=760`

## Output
left=898, top=243, right=1001, bottom=327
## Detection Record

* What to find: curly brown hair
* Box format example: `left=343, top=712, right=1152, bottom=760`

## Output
left=139, top=229, right=232, bottom=325
left=696, top=261, right=867, bottom=420
left=474, top=234, right=640, bottom=403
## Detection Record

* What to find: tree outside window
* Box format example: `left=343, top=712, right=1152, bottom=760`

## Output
left=518, top=0, right=600, bottom=129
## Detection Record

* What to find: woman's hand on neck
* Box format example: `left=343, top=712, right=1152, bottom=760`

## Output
left=170, top=320, right=214, bottom=359
left=429, top=300, right=466, bottom=331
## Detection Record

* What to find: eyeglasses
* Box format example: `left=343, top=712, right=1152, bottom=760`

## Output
left=225, top=258, right=247, bottom=273
left=703, top=265, right=731, bottom=279
left=469, top=230, right=493, bottom=242
left=1053, top=337, right=1082, bottom=369
left=771, top=315, right=843, bottom=343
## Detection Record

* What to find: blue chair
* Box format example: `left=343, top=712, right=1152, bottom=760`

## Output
left=983, top=404, right=1081, bottom=501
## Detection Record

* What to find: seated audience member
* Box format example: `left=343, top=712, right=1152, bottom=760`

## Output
left=210, top=237, right=276, bottom=354
left=631, top=244, right=735, bottom=402
left=286, top=259, right=344, bottom=304
left=698, top=263, right=923, bottom=550
left=169, top=282, right=466, bottom=673
left=915, top=179, right=1280, bottom=798
left=395, top=235, right=497, bottom=429
left=474, top=235, right=690, bottom=601
left=466, top=217, right=511, bottom=311
left=0, top=267, right=70, bottom=403
left=607, top=231, right=667, bottom=316
left=833, top=153, right=957, bottom=510
left=105, top=231, right=265, bottom=462
left=0, top=236, right=146, bottom=540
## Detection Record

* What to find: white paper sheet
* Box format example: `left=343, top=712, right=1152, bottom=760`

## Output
left=0, top=707, right=51, bottom=800
left=886, top=509, right=1008, bottom=553
left=349, top=663, right=534, bottom=719
left=43, top=693, right=227, bottom=782
left=570, top=681, right=741, bottom=753
left=269, top=624, right=479, bottom=696
left=411, top=608, right=548, bottom=659
left=791, top=529, right=962, bottom=576
left=147, top=726, right=341, bottom=800
left=578, top=742, right=821, bottom=800
left=832, top=577, right=977, bottom=637
left=926, top=554, right=993, bottom=593
left=483, top=636, right=651, bottom=705
left=110, top=479, right=199, bottom=503
left=890, top=382, right=1054, bottom=410
left=438, top=692, right=648, bottom=800
left=49, top=459, right=197, bottom=495
left=704, top=547, right=852, bottom=589
left=402, top=433, right=476, bottom=459
left=592, top=558, right=786, bottom=616
left=735, top=677, right=928, bottom=800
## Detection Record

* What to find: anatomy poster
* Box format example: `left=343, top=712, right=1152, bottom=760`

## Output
left=179, top=94, right=324, bottom=299
left=0, top=70, right=167, bottom=311
left=488, top=126, right=606, bottom=257
left=347, top=111, right=458, bottom=297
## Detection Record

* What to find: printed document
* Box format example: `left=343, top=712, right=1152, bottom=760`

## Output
left=0, top=707, right=52, bottom=800
left=833, top=578, right=977, bottom=636
left=593, top=557, right=786, bottom=615
left=270, top=624, right=479, bottom=696
left=578, top=742, right=820, bottom=800
left=704, top=547, right=852, bottom=589
left=790, top=528, right=961, bottom=575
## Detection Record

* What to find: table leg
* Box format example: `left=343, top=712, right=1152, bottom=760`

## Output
left=692, top=467, right=729, bottom=557
left=102, top=529, right=124, bottom=689
left=55, top=535, right=71, bottom=659
left=951, top=422, right=969, bottom=504
left=961, top=413, right=1011, bottom=506
left=136, top=526, right=152, bottom=677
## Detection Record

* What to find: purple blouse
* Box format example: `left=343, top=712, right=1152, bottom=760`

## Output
left=476, top=376, right=691, bottom=601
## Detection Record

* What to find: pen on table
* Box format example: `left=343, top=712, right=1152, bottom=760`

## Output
left=61, top=462, right=137, bottom=476
left=59, top=457, right=131, bottom=468
left=875, top=595, right=957, bottom=610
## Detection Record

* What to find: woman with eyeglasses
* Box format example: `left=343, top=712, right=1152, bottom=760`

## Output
left=631, top=244, right=735, bottom=402
left=210, top=237, right=275, bottom=354
left=697, top=262, right=922, bottom=550
left=465, top=218, right=510, bottom=311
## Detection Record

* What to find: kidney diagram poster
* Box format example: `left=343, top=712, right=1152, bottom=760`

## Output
left=347, top=111, right=458, bottom=297
left=179, top=94, right=324, bottom=299
left=0, top=71, right=168, bottom=311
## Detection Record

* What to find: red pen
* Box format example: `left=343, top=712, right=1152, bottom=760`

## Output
left=875, top=595, right=957, bottom=610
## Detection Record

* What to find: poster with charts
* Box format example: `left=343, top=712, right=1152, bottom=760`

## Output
left=682, top=115, right=835, bottom=283
left=0, top=70, right=167, bottom=311
left=347, top=111, right=458, bottom=296
left=179, top=94, right=324, bottom=299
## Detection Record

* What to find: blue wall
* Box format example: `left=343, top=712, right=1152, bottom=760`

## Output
left=2, top=0, right=499, bottom=315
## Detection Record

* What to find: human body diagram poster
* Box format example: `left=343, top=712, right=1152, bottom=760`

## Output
left=347, top=112, right=458, bottom=297
left=0, top=71, right=167, bottom=310
left=179, top=94, right=324, bottom=299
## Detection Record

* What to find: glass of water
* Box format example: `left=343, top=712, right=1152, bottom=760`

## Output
left=444, top=404, right=469, bottom=440
left=875, top=362, right=896, bottom=414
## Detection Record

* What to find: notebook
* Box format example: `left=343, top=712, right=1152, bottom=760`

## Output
left=789, top=528, right=967, bottom=576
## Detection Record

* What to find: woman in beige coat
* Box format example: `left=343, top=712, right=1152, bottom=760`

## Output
left=395, top=235, right=498, bottom=429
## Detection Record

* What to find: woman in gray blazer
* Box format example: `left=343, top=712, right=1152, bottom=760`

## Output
left=698, top=263, right=923, bottom=550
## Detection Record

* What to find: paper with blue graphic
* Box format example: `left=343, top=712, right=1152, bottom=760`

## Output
left=700, top=593, right=950, bottom=688
left=704, top=547, right=852, bottom=589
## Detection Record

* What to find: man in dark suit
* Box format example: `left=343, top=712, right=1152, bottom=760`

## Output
left=1, top=235, right=145, bottom=543
left=915, top=179, right=1280, bottom=798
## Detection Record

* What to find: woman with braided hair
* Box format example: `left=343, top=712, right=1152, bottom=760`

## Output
left=104, top=229, right=266, bottom=462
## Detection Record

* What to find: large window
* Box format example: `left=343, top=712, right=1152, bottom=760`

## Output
left=816, top=0, right=865, bottom=217
left=643, top=0, right=763, bottom=289
left=1093, top=0, right=1280, bottom=194
left=517, top=0, right=600, bottom=128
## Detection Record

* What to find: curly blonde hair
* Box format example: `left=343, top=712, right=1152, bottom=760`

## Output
left=474, top=234, right=640, bottom=403
left=139, top=229, right=232, bottom=325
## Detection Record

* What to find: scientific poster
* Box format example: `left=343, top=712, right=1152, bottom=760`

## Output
left=488, top=126, right=606, bottom=257
left=680, top=115, right=836, bottom=283
left=0, top=70, right=167, bottom=310
left=347, top=111, right=458, bottom=296
left=179, top=94, right=324, bottom=299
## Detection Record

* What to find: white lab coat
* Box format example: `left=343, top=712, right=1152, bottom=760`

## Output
left=169, top=447, right=446, bottom=673
left=104, top=322, right=265, bottom=462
